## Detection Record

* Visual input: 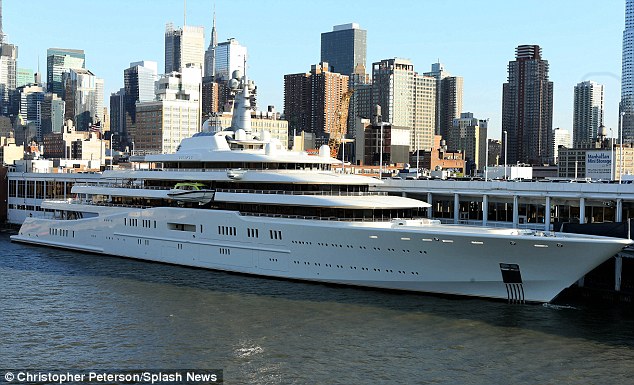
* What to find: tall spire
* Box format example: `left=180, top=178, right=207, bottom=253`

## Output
left=211, top=4, right=217, bottom=48
left=184, top=0, right=187, bottom=26
left=204, top=3, right=217, bottom=79
left=0, top=0, right=4, bottom=44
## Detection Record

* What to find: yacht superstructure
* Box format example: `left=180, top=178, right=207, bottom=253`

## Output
left=11, top=71, right=632, bottom=303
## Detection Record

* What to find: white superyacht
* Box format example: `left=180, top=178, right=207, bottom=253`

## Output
left=11, top=72, right=632, bottom=303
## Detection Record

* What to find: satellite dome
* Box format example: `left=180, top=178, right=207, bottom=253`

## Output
left=265, top=142, right=277, bottom=156
left=202, top=118, right=210, bottom=131
left=232, top=70, right=243, bottom=80
left=319, top=145, right=331, bottom=158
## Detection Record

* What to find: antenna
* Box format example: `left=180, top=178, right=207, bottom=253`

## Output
left=0, top=0, right=4, bottom=44
left=184, top=0, right=187, bottom=26
left=243, top=55, right=247, bottom=78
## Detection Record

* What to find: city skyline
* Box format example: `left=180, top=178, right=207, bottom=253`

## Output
left=2, top=0, right=624, bottom=140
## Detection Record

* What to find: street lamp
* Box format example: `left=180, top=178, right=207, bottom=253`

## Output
left=379, top=123, right=384, bottom=179
left=503, top=130, right=508, bottom=180
left=610, top=127, right=614, bottom=181
left=484, top=119, right=489, bottom=181
left=620, top=111, right=625, bottom=183
left=340, top=138, right=355, bottom=173
left=110, top=132, right=118, bottom=170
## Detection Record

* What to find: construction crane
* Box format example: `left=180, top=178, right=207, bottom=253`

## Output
left=328, top=89, right=354, bottom=159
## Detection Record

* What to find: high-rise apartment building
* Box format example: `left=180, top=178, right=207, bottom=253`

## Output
left=40, top=93, right=65, bottom=136
left=424, top=62, right=463, bottom=141
left=622, top=0, right=634, bottom=142
left=502, top=45, right=553, bottom=165
left=320, top=23, right=367, bottom=76
left=0, top=0, right=16, bottom=116
left=165, top=23, right=205, bottom=74
left=346, top=64, right=370, bottom=137
left=46, top=48, right=85, bottom=97
left=552, top=127, right=571, bottom=165
left=123, top=61, right=158, bottom=148
left=16, top=84, right=44, bottom=127
left=283, top=62, right=348, bottom=141
left=284, top=71, right=311, bottom=134
left=573, top=80, right=604, bottom=148
left=450, top=112, right=488, bottom=173
left=109, top=88, right=125, bottom=149
left=372, top=58, right=436, bottom=151
left=0, top=42, right=16, bottom=116
left=62, top=68, right=104, bottom=131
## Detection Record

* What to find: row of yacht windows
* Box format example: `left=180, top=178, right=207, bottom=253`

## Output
left=8, top=180, right=73, bottom=199
left=162, top=161, right=332, bottom=171
left=49, top=228, right=73, bottom=237
left=219, top=226, right=237, bottom=236
left=291, top=260, right=420, bottom=275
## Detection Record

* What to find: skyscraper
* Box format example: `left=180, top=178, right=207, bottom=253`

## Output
left=552, top=127, right=571, bottom=164
left=424, top=63, right=463, bottom=141
left=0, top=41, right=16, bottom=116
left=122, top=61, right=158, bottom=149
left=320, top=23, right=367, bottom=76
left=372, top=58, right=436, bottom=151
left=283, top=62, right=349, bottom=141
left=622, top=0, right=634, bottom=142
left=16, top=68, right=34, bottom=88
left=450, top=112, right=488, bottom=173
left=62, top=68, right=104, bottom=131
left=46, top=48, right=85, bottom=97
left=40, top=93, right=65, bottom=136
left=214, top=38, right=247, bottom=82
left=0, top=0, right=17, bottom=116
left=502, top=45, right=553, bottom=165
left=165, top=23, right=205, bottom=74
left=204, top=12, right=217, bottom=78
left=573, top=80, right=604, bottom=148
left=133, top=67, right=202, bottom=155
left=109, top=88, right=125, bottom=149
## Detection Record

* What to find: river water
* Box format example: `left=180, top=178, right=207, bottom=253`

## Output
left=1, top=232, right=633, bottom=384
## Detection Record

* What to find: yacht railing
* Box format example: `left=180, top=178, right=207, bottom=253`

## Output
left=72, top=182, right=384, bottom=197
left=215, top=188, right=386, bottom=197
left=238, top=212, right=419, bottom=222
left=44, top=199, right=152, bottom=209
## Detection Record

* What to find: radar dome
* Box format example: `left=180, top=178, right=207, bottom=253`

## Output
left=232, top=70, right=243, bottom=80
left=202, top=118, right=211, bottom=131
left=265, top=142, right=277, bottom=156
left=319, top=145, right=331, bottom=158
left=235, top=129, right=247, bottom=140
left=229, top=78, right=240, bottom=90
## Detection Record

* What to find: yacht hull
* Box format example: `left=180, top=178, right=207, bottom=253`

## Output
left=11, top=206, right=630, bottom=303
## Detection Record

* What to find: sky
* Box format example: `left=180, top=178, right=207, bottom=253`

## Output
left=2, top=0, right=626, bottom=140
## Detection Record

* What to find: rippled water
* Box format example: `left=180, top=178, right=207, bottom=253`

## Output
left=1, top=232, right=633, bottom=384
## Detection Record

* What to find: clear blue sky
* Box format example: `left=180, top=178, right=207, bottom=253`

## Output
left=3, top=0, right=625, bottom=139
